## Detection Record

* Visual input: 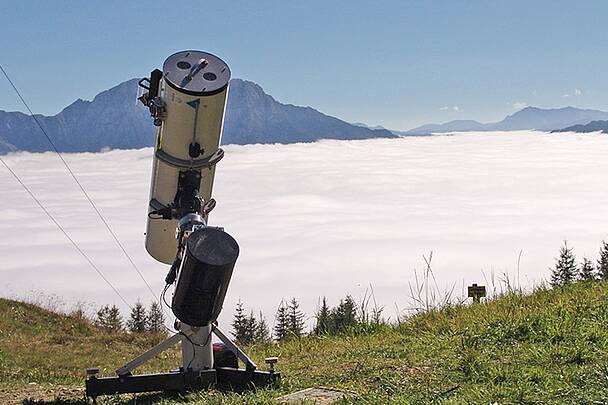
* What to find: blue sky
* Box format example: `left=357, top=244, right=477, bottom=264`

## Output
left=1, top=1, right=607, bottom=129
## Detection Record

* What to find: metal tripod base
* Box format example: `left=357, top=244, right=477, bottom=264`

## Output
left=84, top=323, right=279, bottom=399
left=85, top=368, right=279, bottom=397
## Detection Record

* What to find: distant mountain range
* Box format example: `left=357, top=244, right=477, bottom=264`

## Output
left=403, top=106, right=608, bottom=135
left=0, top=79, right=395, bottom=154
left=3, top=80, right=607, bottom=155
left=553, top=120, right=608, bottom=134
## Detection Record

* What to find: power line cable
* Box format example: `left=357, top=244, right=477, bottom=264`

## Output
left=0, top=156, right=132, bottom=310
left=0, top=63, right=159, bottom=303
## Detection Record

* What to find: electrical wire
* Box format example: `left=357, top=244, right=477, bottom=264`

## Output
left=160, top=283, right=213, bottom=369
left=0, top=156, right=132, bottom=310
left=161, top=283, right=172, bottom=310
left=158, top=283, right=178, bottom=336
left=183, top=328, right=213, bottom=370
left=0, top=63, right=159, bottom=304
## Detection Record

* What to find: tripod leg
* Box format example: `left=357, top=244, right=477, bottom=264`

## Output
left=116, top=332, right=185, bottom=376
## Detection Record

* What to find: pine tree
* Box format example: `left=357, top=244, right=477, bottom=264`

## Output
left=551, top=241, right=578, bottom=287
left=146, top=301, right=166, bottom=333
left=332, top=295, right=358, bottom=332
left=254, top=311, right=271, bottom=344
left=126, top=300, right=147, bottom=333
left=106, top=305, right=124, bottom=332
left=579, top=257, right=596, bottom=281
left=273, top=301, right=290, bottom=341
left=287, top=298, right=305, bottom=339
left=232, top=300, right=256, bottom=344
left=313, top=297, right=332, bottom=335
left=598, top=241, right=608, bottom=280
left=95, top=305, right=110, bottom=329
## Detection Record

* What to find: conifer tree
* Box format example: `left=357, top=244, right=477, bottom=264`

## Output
left=332, top=295, right=358, bottom=332
left=273, top=301, right=290, bottom=341
left=106, top=305, right=124, bottom=332
left=254, top=311, right=271, bottom=344
left=232, top=299, right=247, bottom=342
left=146, top=301, right=166, bottom=333
left=551, top=241, right=578, bottom=287
left=127, top=300, right=147, bottom=333
left=287, top=298, right=306, bottom=339
left=579, top=257, right=596, bottom=281
left=95, top=305, right=110, bottom=329
left=313, top=297, right=332, bottom=335
left=598, top=241, right=608, bottom=280
left=232, top=300, right=256, bottom=344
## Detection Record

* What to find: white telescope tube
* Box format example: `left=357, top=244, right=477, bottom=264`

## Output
left=145, top=50, right=231, bottom=264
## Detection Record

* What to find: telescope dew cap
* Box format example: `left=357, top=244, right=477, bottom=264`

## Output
left=172, top=227, right=239, bottom=326
left=163, top=50, right=231, bottom=96
left=186, top=227, right=239, bottom=266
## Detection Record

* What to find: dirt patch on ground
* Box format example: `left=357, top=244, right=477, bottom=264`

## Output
left=0, top=384, right=85, bottom=405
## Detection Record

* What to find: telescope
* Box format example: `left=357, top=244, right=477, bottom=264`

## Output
left=85, top=50, right=279, bottom=399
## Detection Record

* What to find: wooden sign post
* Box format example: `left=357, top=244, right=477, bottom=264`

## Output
left=467, top=283, right=486, bottom=304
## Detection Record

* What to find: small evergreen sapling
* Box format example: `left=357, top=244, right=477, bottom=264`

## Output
left=598, top=241, right=608, bottom=280
left=231, top=300, right=258, bottom=344
left=95, top=304, right=124, bottom=332
left=95, top=305, right=110, bottom=329
left=254, top=311, right=271, bottom=344
left=273, top=301, right=290, bottom=341
left=127, top=300, right=147, bottom=333
left=146, top=301, right=166, bottom=333
left=287, top=298, right=306, bottom=339
left=313, top=297, right=331, bottom=335
left=332, top=295, right=358, bottom=333
left=579, top=257, right=596, bottom=281
left=551, top=241, right=578, bottom=287
left=107, top=305, right=124, bottom=332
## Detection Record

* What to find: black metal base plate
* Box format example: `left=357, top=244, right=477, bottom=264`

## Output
left=85, top=368, right=279, bottom=398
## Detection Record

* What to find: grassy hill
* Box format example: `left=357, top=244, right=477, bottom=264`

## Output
left=2, top=282, right=608, bottom=404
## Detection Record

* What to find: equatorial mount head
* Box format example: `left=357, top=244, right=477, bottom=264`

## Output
left=176, top=212, right=206, bottom=244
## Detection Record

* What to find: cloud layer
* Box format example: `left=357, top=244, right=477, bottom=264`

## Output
left=1, top=131, right=607, bottom=328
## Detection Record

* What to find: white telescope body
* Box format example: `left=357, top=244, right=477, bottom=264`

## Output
left=145, top=50, right=231, bottom=264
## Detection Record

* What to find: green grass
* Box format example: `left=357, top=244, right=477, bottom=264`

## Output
left=3, top=282, right=608, bottom=404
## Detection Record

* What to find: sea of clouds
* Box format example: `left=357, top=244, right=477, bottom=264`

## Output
left=1, top=131, right=607, bottom=330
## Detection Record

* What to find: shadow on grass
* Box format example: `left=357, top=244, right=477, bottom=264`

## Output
left=22, top=392, right=187, bottom=405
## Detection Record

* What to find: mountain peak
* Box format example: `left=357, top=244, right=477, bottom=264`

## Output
left=0, top=78, right=395, bottom=153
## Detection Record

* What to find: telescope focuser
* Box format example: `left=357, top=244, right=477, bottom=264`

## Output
left=138, top=69, right=165, bottom=126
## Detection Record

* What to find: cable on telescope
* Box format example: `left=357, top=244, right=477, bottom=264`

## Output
left=0, top=156, right=132, bottom=310
left=0, top=63, right=159, bottom=305
left=161, top=283, right=172, bottom=310
left=183, top=328, right=213, bottom=370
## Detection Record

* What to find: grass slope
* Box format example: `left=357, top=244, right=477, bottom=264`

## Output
left=2, top=282, right=608, bottom=404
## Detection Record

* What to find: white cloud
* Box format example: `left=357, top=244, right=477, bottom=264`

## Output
left=513, top=101, right=527, bottom=110
left=509, top=101, right=527, bottom=110
left=2, top=133, right=608, bottom=327
left=563, top=88, right=583, bottom=98
left=440, top=105, right=461, bottom=112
